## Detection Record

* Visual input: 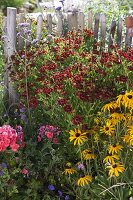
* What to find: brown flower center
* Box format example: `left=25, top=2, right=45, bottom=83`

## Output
left=105, top=127, right=109, bottom=131
left=112, top=164, right=117, bottom=168
left=75, top=133, right=80, bottom=137
left=113, top=145, right=116, bottom=147
left=127, top=95, right=132, bottom=99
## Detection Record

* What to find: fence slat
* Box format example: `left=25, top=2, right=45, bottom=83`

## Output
left=36, top=14, right=43, bottom=41
left=3, top=17, right=7, bottom=59
left=26, top=18, right=32, bottom=47
left=108, top=20, right=116, bottom=49
left=93, top=13, right=100, bottom=49
left=18, top=13, right=25, bottom=50
left=100, top=14, right=106, bottom=49
left=6, top=7, right=17, bottom=106
left=56, top=11, right=63, bottom=36
left=47, top=14, right=52, bottom=34
left=78, top=12, right=85, bottom=31
left=117, top=17, right=122, bottom=47
left=125, top=28, right=132, bottom=47
left=88, top=11, right=93, bottom=30
left=67, top=12, right=78, bottom=31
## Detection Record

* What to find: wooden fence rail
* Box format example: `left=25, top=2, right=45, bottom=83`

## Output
left=2, top=7, right=133, bottom=107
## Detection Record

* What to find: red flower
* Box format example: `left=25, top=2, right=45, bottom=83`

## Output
left=29, top=97, right=38, bottom=108
left=53, top=138, right=58, bottom=144
left=57, top=98, right=67, bottom=106
left=72, top=115, right=83, bottom=125
left=63, top=105, right=73, bottom=113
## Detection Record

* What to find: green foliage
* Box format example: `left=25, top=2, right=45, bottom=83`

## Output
left=0, top=0, right=24, bottom=9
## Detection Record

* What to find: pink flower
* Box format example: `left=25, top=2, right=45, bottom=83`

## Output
left=21, top=168, right=28, bottom=175
left=10, top=143, right=19, bottom=152
left=53, top=138, right=58, bottom=144
left=37, top=136, right=41, bottom=142
left=46, top=132, right=54, bottom=139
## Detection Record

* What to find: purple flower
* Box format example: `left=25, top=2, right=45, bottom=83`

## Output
left=18, top=22, right=30, bottom=27
left=65, top=195, right=69, bottom=200
left=19, top=107, right=26, bottom=113
left=0, top=170, right=4, bottom=176
left=31, top=39, right=38, bottom=44
left=77, top=163, right=85, bottom=170
left=48, top=184, right=55, bottom=191
left=20, top=114, right=26, bottom=121
left=1, top=163, right=7, bottom=168
left=58, top=190, right=62, bottom=197
left=56, top=6, right=62, bottom=11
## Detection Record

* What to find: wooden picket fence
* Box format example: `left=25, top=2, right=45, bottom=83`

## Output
left=2, top=7, right=133, bottom=107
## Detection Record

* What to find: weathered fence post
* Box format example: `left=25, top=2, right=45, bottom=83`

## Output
left=36, top=14, right=43, bottom=41
left=26, top=18, right=32, bottom=47
left=88, top=11, right=93, bottom=30
left=125, top=28, right=132, bottom=47
left=47, top=14, right=52, bottom=35
left=67, top=11, right=78, bottom=31
left=93, top=13, right=100, bottom=49
left=18, top=13, right=25, bottom=50
left=117, top=17, right=122, bottom=47
left=100, top=14, right=106, bottom=49
left=78, top=12, right=85, bottom=31
left=56, top=11, right=63, bottom=36
left=108, top=20, right=116, bottom=49
left=4, top=7, right=17, bottom=107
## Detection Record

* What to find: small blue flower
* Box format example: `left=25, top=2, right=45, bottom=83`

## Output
left=65, top=195, right=69, bottom=200
left=1, top=162, right=7, bottom=168
left=0, top=170, right=4, bottom=176
left=55, top=6, right=62, bottom=11
left=58, top=190, right=62, bottom=197
left=48, top=184, right=55, bottom=191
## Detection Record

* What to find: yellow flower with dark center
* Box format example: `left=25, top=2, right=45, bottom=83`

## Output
left=117, top=91, right=133, bottom=108
left=106, top=163, right=125, bottom=177
left=122, top=134, right=130, bottom=143
left=124, top=91, right=133, bottom=109
left=128, top=135, right=133, bottom=145
left=125, top=114, right=133, bottom=125
left=63, top=168, right=77, bottom=175
left=103, top=154, right=119, bottom=164
left=69, top=129, right=87, bottom=145
left=82, top=149, right=96, bottom=160
left=111, top=113, right=125, bottom=122
left=100, top=121, right=115, bottom=136
left=102, top=101, right=118, bottom=112
left=77, top=175, right=92, bottom=186
left=127, top=126, right=133, bottom=135
left=108, top=143, right=123, bottom=154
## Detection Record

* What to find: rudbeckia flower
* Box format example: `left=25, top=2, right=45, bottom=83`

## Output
left=102, top=101, right=118, bottom=112
left=81, top=149, right=96, bottom=160
left=103, top=154, right=119, bottom=164
left=69, top=129, right=87, bottom=145
left=108, top=143, right=123, bottom=154
left=122, top=134, right=130, bottom=143
left=106, top=163, right=125, bottom=177
left=63, top=168, right=77, bottom=175
left=100, top=121, right=115, bottom=136
left=116, top=91, right=133, bottom=109
left=127, top=126, right=133, bottom=135
left=77, top=175, right=92, bottom=186
left=110, top=113, right=125, bottom=122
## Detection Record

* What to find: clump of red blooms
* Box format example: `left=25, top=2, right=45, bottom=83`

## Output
left=11, top=29, right=133, bottom=113
left=0, top=125, right=25, bottom=152
left=37, top=125, right=61, bottom=144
